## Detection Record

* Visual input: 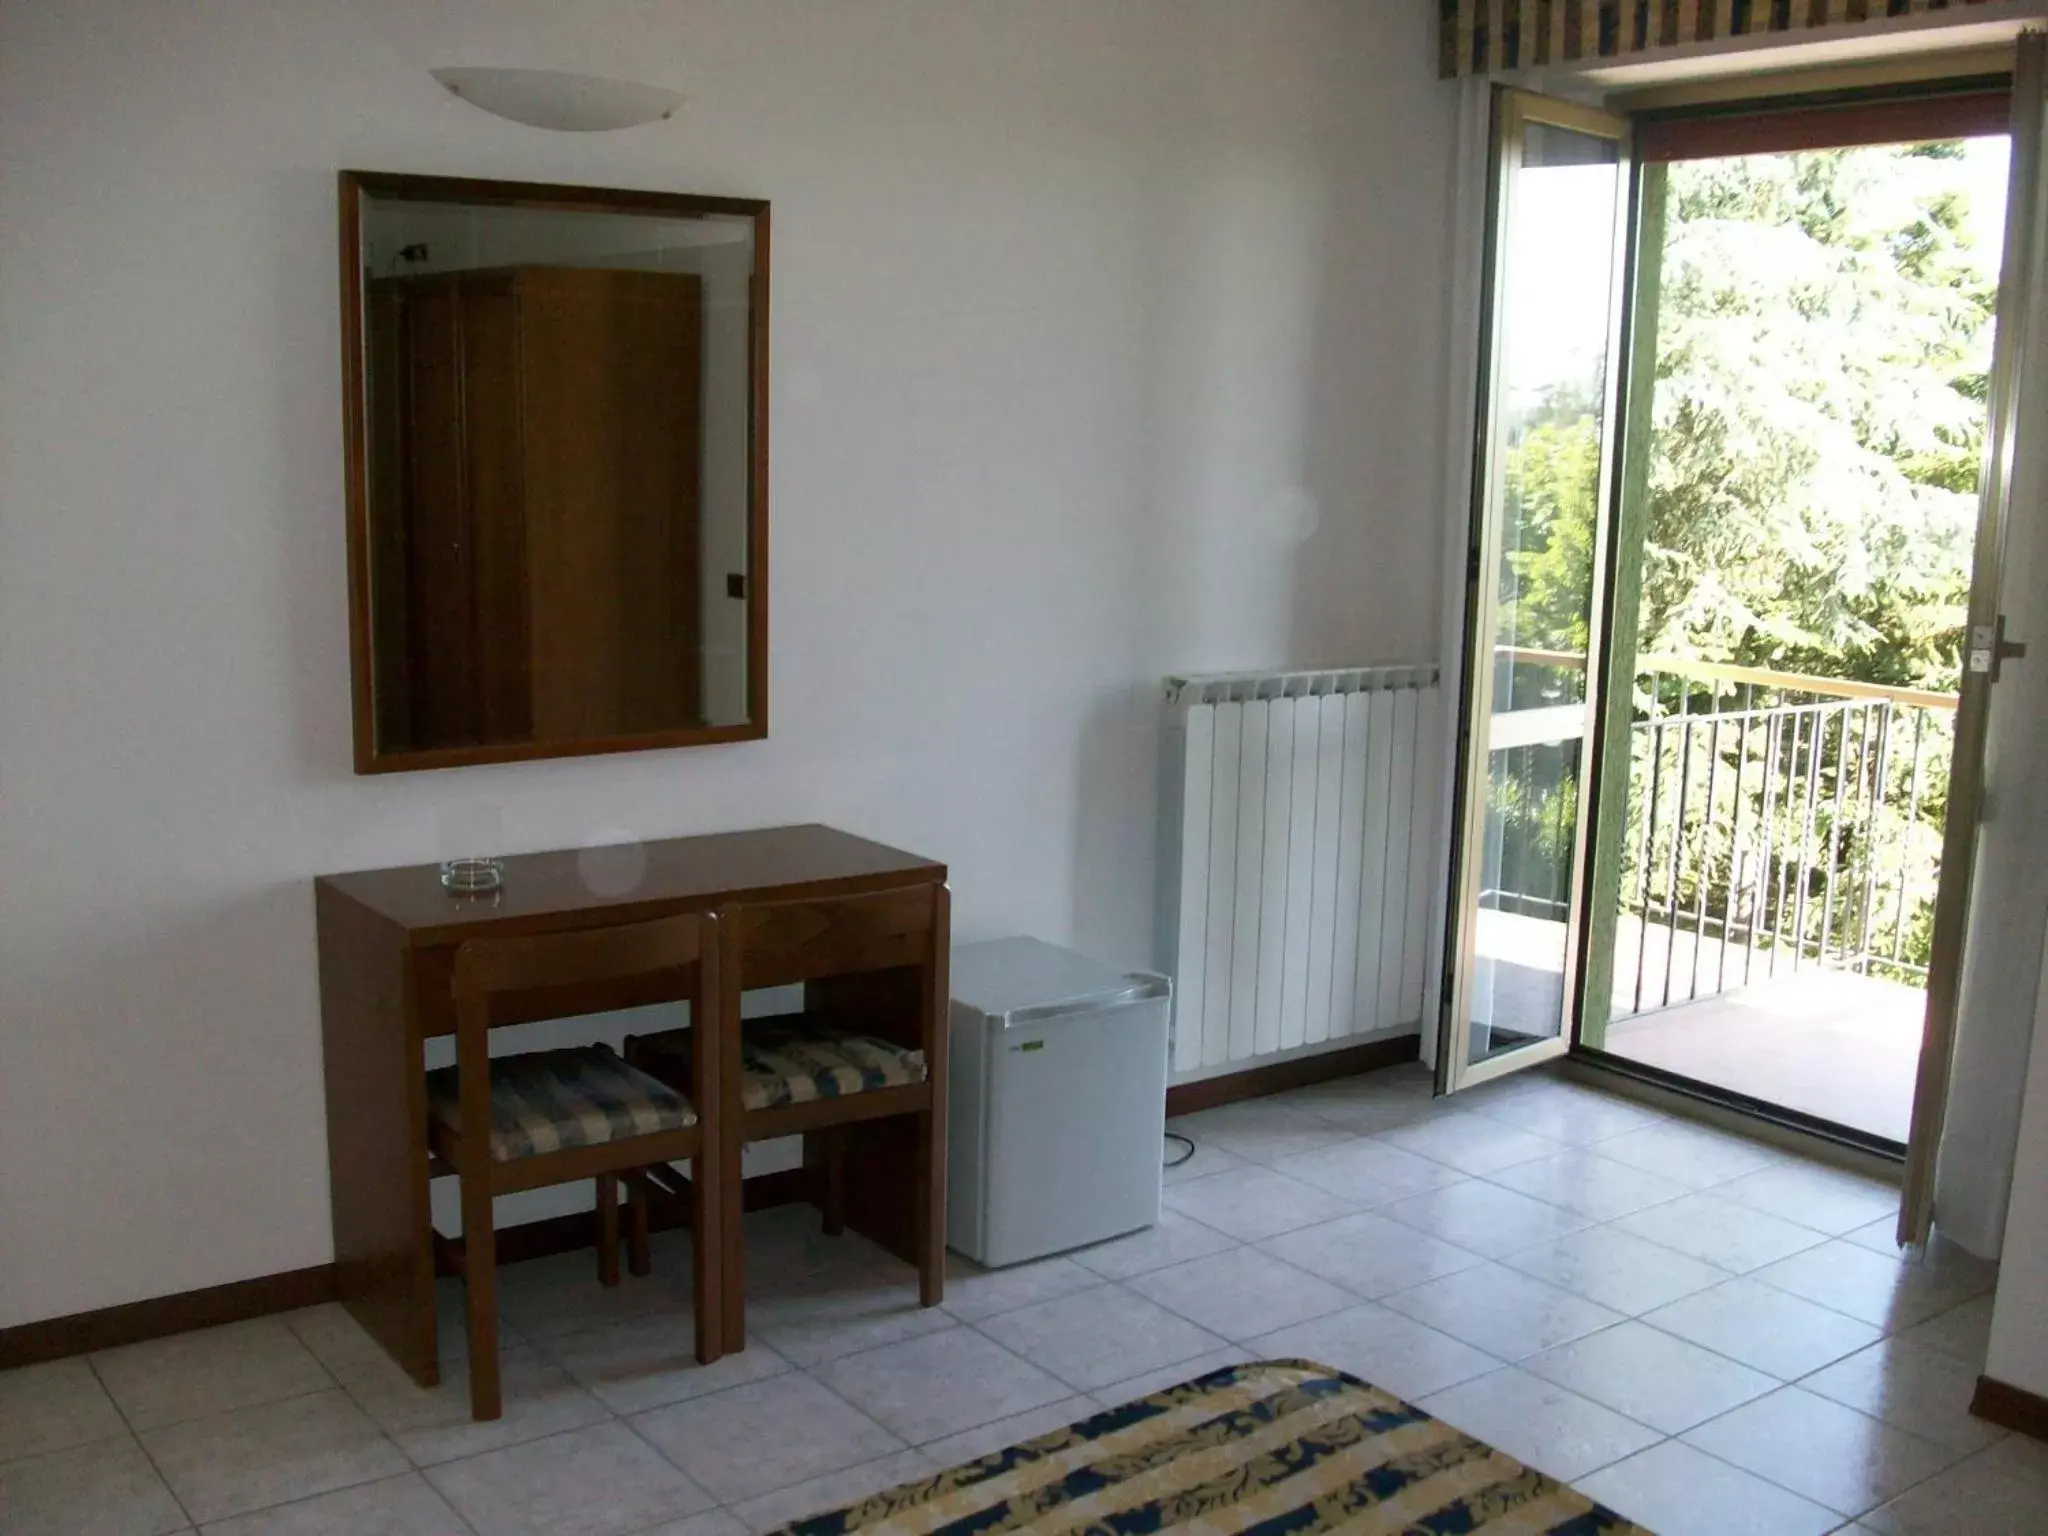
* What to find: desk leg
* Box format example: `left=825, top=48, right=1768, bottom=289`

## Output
left=918, top=886, right=950, bottom=1307
left=719, top=914, right=749, bottom=1356
left=316, top=889, right=438, bottom=1387
left=806, top=885, right=950, bottom=1306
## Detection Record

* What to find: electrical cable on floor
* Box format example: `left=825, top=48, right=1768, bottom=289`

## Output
left=1164, top=1131, right=1196, bottom=1168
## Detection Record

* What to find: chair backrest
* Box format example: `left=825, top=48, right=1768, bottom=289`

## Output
left=451, top=914, right=717, bottom=1033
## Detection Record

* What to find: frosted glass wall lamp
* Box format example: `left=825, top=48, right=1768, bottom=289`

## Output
left=430, top=68, right=682, bottom=131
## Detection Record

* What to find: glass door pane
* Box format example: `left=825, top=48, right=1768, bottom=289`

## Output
left=1442, top=93, right=1631, bottom=1088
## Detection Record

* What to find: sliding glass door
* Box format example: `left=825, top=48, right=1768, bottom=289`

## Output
left=1439, top=91, right=1632, bottom=1091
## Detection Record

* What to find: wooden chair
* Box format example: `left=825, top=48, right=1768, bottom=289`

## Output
left=430, top=914, right=723, bottom=1420
left=626, top=883, right=948, bottom=1352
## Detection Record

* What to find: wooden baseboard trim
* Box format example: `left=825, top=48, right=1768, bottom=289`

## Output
left=1972, top=1374, right=2048, bottom=1442
left=1165, top=1035, right=1420, bottom=1117
left=0, top=1169, right=817, bottom=1371
left=0, top=1264, right=339, bottom=1371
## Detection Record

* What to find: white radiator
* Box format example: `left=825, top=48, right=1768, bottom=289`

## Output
left=1159, top=665, right=1443, bottom=1081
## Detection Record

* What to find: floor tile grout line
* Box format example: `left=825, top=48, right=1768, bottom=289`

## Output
left=1456, top=1381, right=1927, bottom=1528
left=1119, top=1286, right=1358, bottom=1352
left=412, top=1446, right=493, bottom=1536
left=1229, top=1108, right=1951, bottom=1393
left=1520, top=1310, right=1814, bottom=1394
left=176, top=1317, right=453, bottom=1525
left=89, top=1307, right=498, bottom=1532
left=1521, top=1259, right=1905, bottom=1388
left=1737, top=1250, right=1998, bottom=1333
left=83, top=1343, right=201, bottom=1531
left=959, top=1306, right=1100, bottom=1399
left=391, top=1379, right=628, bottom=1476
left=90, top=1309, right=349, bottom=1431
left=1854, top=1434, right=2032, bottom=1527
left=939, top=1275, right=1120, bottom=1330
left=797, top=1335, right=950, bottom=1450
left=1660, top=1407, right=1976, bottom=1525
left=171, top=1433, right=410, bottom=1530
left=0, top=1424, right=148, bottom=1477
left=123, top=1378, right=350, bottom=1442
left=1253, top=1200, right=1915, bottom=1392
left=956, top=1279, right=1232, bottom=1401
left=1454, top=1102, right=1670, bottom=1142
left=814, top=1310, right=1031, bottom=1391
left=605, top=1344, right=915, bottom=1510
left=1484, top=1217, right=1743, bottom=1283
left=215, top=1464, right=494, bottom=1536
left=1416, top=1372, right=1671, bottom=1490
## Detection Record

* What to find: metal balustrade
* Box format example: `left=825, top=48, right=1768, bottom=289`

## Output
left=1614, top=660, right=1954, bottom=1020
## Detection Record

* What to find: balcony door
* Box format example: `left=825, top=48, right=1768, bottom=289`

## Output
left=1439, top=51, right=2048, bottom=1257
left=1438, top=90, right=1632, bottom=1092
left=1571, top=86, right=2023, bottom=1163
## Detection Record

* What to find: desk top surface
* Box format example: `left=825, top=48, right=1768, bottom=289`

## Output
left=317, top=822, right=945, bottom=941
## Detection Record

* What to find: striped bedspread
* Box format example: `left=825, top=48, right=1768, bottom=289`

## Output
left=772, top=1359, right=1651, bottom=1536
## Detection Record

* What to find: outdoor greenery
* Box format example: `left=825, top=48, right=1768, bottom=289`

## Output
left=1487, top=140, right=2006, bottom=986
left=1507, top=141, right=2001, bottom=692
left=1641, top=141, right=1999, bottom=690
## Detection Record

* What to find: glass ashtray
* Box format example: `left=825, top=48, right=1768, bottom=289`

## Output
left=440, top=856, right=506, bottom=894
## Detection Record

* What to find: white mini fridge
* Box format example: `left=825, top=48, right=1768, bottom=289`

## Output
left=946, top=937, right=1171, bottom=1267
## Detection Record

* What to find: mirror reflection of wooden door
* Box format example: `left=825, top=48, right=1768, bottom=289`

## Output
left=367, top=272, right=532, bottom=749
left=521, top=268, right=703, bottom=742
left=366, top=265, right=704, bottom=753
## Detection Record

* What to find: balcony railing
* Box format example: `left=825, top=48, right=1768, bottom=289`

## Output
left=1616, top=657, right=1954, bottom=1020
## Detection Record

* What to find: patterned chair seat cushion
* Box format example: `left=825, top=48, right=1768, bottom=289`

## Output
left=630, top=1024, right=927, bottom=1113
left=426, top=1044, right=697, bottom=1163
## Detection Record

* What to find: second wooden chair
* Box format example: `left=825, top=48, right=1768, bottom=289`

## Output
left=626, top=883, right=949, bottom=1351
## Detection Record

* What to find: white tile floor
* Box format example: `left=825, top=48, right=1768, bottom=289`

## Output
left=4, top=1064, right=2042, bottom=1536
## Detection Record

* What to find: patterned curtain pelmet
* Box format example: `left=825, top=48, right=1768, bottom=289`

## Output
left=1441, top=0, right=2012, bottom=79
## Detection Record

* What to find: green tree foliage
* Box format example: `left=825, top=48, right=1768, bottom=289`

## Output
left=1499, top=143, right=2001, bottom=689
left=1503, top=407, right=1603, bottom=663
left=1639, top=143, right=2000, bottom=690
left=1488, top=142, right=2004, bottom=979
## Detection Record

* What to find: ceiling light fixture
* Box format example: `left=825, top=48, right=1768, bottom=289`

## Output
left=430, top=67, right=682, bottom=132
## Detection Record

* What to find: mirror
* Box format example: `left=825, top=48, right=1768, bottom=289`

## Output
left=340, top=172, right=768, bottom=772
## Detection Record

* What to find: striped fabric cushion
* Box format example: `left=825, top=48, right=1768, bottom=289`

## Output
left=426, top=1044, right=697, bottom=1163
left=744, top=1026, right=927, bottom=1110
left=631, top=1024, right=927, bottom=1113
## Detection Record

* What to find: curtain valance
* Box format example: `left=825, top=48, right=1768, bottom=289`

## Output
left=1440, top=0, right=2011, bottom=79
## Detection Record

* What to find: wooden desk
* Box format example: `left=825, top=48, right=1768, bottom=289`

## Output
left=315, top=823, right=948, bottom=1387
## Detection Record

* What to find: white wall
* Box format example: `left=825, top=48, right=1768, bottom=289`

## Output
left=1986, top=923, right=2048, bottom=1395
left=1980, top=57, right=2048, bottom=1364
left=0, top=0, right=1458, bottom=1326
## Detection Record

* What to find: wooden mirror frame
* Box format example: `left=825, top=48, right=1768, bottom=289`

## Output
left=338, top=170, right=770, bottom=773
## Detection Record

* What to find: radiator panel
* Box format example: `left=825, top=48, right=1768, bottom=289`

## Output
left=1161, top=665, right=1442, bottom=1083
